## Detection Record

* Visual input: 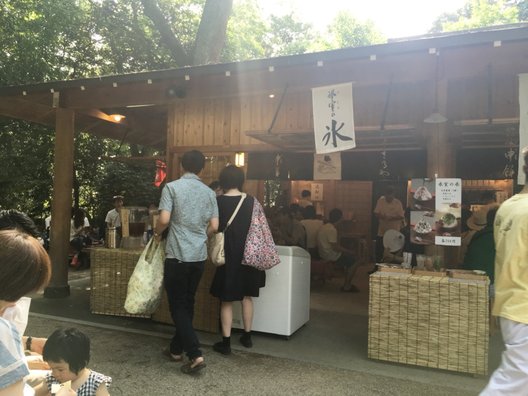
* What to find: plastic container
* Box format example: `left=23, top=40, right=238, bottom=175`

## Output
left=121, top=206, right=149, bottom=250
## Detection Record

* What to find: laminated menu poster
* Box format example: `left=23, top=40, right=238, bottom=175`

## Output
left=410, top=179, right=436, bottom=245
left=313, top=152, right=342, bottom=180
left=434, top=178, right=462, bottom=246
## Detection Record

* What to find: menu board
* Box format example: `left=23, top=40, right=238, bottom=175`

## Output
left=409, top=178, right=462, bottom=246
left=434, top=178, right=462, bottom=246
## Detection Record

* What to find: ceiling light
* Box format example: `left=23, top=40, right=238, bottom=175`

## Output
left=126, top=104, right=156, bottom=108
left=235, top=152, right=245, bottom=167
left=424, top=112, right=448, bottom=124
left=110, top=114, right=125, bottom=122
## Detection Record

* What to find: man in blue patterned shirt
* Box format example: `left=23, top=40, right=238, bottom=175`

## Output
left=155, top=150, right=219, bottom=374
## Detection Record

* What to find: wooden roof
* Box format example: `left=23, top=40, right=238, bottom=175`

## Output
left=0, top=23, right=527, bottom=150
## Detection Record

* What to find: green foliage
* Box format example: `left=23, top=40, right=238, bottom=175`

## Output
left=0, top=0, right=389, bottom=226
left=93, top=161, right=161, bottom=228
left=263, top=13, right=318, bottom=57
left=222, top=0, right=267, bottom=61
left=0, top=121, right=54, bottom=217
left=431, top=0, right=520, bottom=33
left=327, top=10, right=385, bottom=48
left=515, top=0, right=528, bottom=20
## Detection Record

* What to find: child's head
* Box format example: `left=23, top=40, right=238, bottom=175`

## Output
left=43, top=328, right=90, bottom=381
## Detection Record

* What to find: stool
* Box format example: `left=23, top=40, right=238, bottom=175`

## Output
left=311, top=259, right=332, bottom=283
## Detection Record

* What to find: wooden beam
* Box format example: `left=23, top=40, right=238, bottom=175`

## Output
left=453, top=117, right=519, bottom=126
left=0, top=98, right=55, bottom=126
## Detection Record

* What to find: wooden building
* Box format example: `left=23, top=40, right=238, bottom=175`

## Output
left=0, top=24, right=527, bottom=296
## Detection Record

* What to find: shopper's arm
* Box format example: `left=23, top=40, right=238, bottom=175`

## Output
left=154, top=210, right=170, bottom=242
left=207, top=217, right=219, bottom=237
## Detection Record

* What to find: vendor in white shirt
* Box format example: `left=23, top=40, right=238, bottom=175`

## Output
left=105, top=195, right=124, bottom=229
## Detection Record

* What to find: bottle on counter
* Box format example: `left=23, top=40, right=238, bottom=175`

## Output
left=106, top=222, right=117, bottom=249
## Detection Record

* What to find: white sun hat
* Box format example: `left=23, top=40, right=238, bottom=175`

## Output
left=383, top=229, right=405, bottom=253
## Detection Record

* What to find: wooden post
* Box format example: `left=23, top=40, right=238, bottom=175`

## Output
left=423, top=79, right=458, bottom=267
left=45, top=108, right=75, bottom=298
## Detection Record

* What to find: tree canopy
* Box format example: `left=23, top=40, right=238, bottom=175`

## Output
left=430, top=0, right=525, bottom=32
left=7, top=0, right=523, bottom=227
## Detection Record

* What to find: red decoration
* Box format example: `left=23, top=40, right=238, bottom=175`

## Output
left=154, top=160, right=167, bottom=187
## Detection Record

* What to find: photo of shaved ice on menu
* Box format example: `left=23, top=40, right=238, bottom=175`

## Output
left=410, top=210, right=435, bottom=245
left=435, top=203, right=462, bottom=238
left=410, top=179, right=435, bottom=210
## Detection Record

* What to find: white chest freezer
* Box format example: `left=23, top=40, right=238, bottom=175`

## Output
left=232, top=246, right=311, bottom=337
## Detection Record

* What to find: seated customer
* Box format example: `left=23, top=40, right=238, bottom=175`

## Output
left=275, top=207, right=306, bottom=249
left=317, top=208, right=359, bottom=292
left=301, top=205, right=323, bottom=257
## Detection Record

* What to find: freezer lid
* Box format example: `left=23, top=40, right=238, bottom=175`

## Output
left=276, top=245, right=311, bottom=259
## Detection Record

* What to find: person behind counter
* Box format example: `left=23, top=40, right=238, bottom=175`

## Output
left=210, top=165, right=266, bottom=355
left=297, top=189, right=312, bottom=208
left=104, top=195, right=123, bottom=230
left=373, top=186, right=404, bottom=264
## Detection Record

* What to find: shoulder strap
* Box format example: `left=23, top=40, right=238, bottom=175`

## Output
left=225, top=193, right=247, bottom=230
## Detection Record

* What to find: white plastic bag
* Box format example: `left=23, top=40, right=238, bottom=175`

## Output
left=124, top=239, right=165, bottom=314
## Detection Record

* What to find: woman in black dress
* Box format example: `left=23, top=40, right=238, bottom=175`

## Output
left=210, top=165, right=265, bottom=355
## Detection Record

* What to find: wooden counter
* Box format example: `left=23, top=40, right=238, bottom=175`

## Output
left=368, top=270, right=489, bottom=375
left=90, top=248, right=220, bottom=333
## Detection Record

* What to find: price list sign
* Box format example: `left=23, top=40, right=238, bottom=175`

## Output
left=434, top=178, right=462, bottom=246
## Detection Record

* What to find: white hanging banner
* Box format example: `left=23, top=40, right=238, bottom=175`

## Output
left=313, top=153, right=341, bottom=180
left=518, top=74, right=528, bottom=185
left=312, top=82, right=356, bottom=154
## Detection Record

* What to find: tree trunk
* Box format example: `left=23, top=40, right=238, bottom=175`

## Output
left=193, top=0, right=233, bottom=65
left=140, top=0, right=191, bottom=66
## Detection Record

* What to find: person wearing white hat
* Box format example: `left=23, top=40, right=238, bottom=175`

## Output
left=459, top=198, right=499, bottom=265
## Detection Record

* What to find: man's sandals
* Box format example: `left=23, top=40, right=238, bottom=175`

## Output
left=180, top=356, right=206, bottom=374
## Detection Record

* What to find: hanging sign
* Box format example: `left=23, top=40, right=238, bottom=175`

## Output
left=518, top=74, right=528, bottom=185
left=313, top=153, right=341, bottom=180
left=312, top=82, right=356, bottom=154
left=311, top=183, right=323, bottom=201
left=434, top=178, right=462, bottom=246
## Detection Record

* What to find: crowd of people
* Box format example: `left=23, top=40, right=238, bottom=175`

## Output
left=4, top=146, right=528, bottom=394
